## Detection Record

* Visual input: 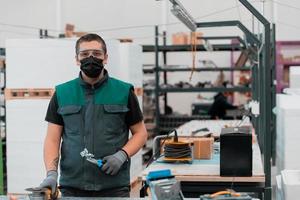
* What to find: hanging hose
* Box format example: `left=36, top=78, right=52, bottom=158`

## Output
left=189, top=31, right=197, bottom=81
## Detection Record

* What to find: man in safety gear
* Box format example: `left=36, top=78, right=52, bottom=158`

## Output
left=39, top=33, right=148, bottom=197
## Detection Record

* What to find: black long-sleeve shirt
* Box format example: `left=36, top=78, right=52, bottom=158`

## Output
left=208, top=93, right=237, bottom=119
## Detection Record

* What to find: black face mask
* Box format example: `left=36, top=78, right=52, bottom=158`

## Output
left=80, top=56, right=104, bottom=78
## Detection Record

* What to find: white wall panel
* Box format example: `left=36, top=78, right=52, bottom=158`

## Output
left=6, top=99, right=49, bottom=193
left=119, top=43, right=143, bottom=87
left=0, top=0, right=60, bottom=47
left=6, top=39, right=78, bottom=88
left=276, top=94, right=300, bottom=174
left=290, top=67, right=300, bottom=88
left=274, top=0, right=300, bottom=40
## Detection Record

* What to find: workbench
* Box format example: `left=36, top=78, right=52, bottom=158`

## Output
left=0, top=198, right=150, bottom=200
left=140, top=120, right=265, bottom=198
left=176, top=120, right=252, bottom=137
left=0, top=197, right=258, bottom=200
left=0, top=197, right=199, bottom=200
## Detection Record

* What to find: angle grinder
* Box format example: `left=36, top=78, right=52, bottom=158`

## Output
left=26, top=187, right=58, bottom=200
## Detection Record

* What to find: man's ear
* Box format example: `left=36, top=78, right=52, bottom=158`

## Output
left=75, top=55, right=80, bottom=66
left=103, top=54, right=108, bottom=65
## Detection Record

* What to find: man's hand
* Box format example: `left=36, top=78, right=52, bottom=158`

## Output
left=39, top=170, right=58, bottom=194
left=101, top=150, right=128, bottom=175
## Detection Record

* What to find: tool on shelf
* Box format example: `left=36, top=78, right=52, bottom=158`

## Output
left=146, top=169, right=184, bottom=200
left=199, top=189, right=253, bottom=200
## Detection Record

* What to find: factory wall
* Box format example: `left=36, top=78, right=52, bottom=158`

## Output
left=274, top=0, right=300, bottom=40
left=0, top=0, right=276, bottom=46
left=1, top=0, right=300, bottom=43
left=1, top=1, right=300, bottom=113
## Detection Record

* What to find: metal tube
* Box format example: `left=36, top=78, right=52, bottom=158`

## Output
left=155, top=26, right=160, bottom=134
left=153, top=135, right=169, bottom=159
left=163, top=31, right=168, bottom=114
left=196, top=21, right=260, bottom=46
left=169, top=0, right=197, bottom=31
left=239, top=0, right=269, bottom=25
left=271, top=23, right=277, bottom=165
left=238, top=0, right=272, bottom=199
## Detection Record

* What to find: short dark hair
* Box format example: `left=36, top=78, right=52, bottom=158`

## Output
left=75, top=33, right=107, bottom=55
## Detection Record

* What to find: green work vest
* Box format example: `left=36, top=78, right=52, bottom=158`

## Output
left=56, top=76, right=133, bottom=191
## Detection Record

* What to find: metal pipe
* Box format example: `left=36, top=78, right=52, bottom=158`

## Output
left=169, top=0, right=197, bottom=31
left=154, top=26, right=160, bottom=134
left=196, top=21, right=260, bottom=46
left=153, top=135, right=169, bottom=159
left=163, top=31, right=168, bottom=114
left=238, top=0, right=272, bottom=199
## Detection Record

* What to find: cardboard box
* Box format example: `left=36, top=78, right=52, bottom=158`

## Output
left=193, top=137, right=213, bottom=159
left=65, top=23, right=75, bottom=38
left=172, top=32, right=189, bottom=45
left=73, top=32, right=87, bottom=37
left=0, top=59, right=5, bottom=68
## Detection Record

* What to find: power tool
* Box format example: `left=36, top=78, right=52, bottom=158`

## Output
left=26, top=187, right=58, bottom=200
left=146, top=169, right=184, bottom=200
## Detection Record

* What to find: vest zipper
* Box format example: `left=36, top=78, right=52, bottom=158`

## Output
left=92, top=87, right=96, bottom=190
left=83, top=105, right=87, bottom=189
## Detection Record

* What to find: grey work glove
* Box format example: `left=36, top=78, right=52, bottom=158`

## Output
left=39, top=170, right=58, bottom=195
left=102, top=150, right=128, bottom=175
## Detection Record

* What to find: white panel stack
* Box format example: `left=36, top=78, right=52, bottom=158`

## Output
left=6, top=39, right=78, bottom=88
left=105, top=40, right=143, bottom=182
left=106, top=42, right=143, bottom=182
left=281, top=169, right=300, bottom=200
left=119, top=43, right=143, bottom=88
left=104, top=40, right=122, bottom=79
left=107, top=42, right=143, bottom=87
left=6, top=100, right=49, bottom=193
left=5, top=39, right=79, bottom=193
left=120, top=43, right=143, bottom=182
left=276, top=94, right=300, bottom=173
left=290, top=66, right=300, bottom=88
left=276, top=175, right=283, bottom=200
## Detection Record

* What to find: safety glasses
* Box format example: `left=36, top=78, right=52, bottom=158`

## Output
left=77, top=49, right=105, bottom=59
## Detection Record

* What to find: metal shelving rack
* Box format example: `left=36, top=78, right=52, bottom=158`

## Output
left=142, top=27, right=253, bottom=133
left=142, top=43, right=243, bottom=52
left=142, top=0, right=276, bottom=199
left=144, top=66, right=252, bottom=73
left=158, top=87, right=251, bottom=93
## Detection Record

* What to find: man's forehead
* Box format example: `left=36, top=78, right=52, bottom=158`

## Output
left=79, top=43, right=104, bottom=52
left=80, top=41, right=103, bottom=48
left=79, top=48, right=104, bottom=52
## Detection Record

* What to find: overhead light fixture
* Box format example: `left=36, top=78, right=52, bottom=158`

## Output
left=169, top=0, right=197, bottom=32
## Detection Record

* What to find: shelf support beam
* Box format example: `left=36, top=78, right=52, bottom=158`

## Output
left=196, top=20, right=261, bottom=46
left=238, top=0, right=272, bottom=199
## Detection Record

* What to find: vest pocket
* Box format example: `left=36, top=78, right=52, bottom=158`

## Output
left=103, top=104, right=129, bottom=113
left=58, top=105, right=82, bottom=133
left=103, top=104, right=129, bottom=134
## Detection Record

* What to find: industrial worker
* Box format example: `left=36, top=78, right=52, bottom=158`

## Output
left=39, top=33, right=148, bottom=197
left=208, top=92, right=238, bottom=119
